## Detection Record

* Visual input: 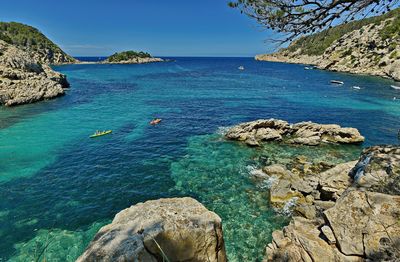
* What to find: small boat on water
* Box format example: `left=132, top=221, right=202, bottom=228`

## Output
left=304, top=67, right=311, bottom=70
left=352, top=86, right=361, bottom=90
left=238, top=66, right=245, bottom=70
left=331, top=80, right=344, bottom=85
left=391, top=85, right=400, bottom=90
left=150, top=118, right=162, bottom=125
left=90, top=130, right=112, bottom=138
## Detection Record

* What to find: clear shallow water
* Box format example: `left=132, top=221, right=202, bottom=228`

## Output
left=1, top=57, right=399, bottom=261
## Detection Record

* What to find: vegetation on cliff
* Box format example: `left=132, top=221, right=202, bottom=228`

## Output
left=0, top=22, right=75, bottom=64
left=286, top=8, right=400, bottom=56
left=105, top=50, right=152, bottom=62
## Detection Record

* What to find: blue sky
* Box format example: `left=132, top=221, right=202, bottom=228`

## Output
left=0, top=0, right=277, bottom=57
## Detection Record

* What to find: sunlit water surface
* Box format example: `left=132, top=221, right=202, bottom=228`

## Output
left=1, top=57, right=399, bottom=261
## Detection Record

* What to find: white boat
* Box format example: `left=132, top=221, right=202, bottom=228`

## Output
left=238, top=66, right=245, bottom=70
left=304, top=67, right=311, bottom=70
left=352, top=86, right=361, bottom=90
left=391, top=85, right=400, bottom=90
left=331, top=80, right=344, bottom=85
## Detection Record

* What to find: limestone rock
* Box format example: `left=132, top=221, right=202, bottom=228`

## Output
left=321, top=226, right=336, bottom=245
left=225, top=119, right=364, bottom=147
left=265, top=217, right=362, bottom=262
left=77, top=197, right=227, bottom=262
left=350, top=145, right=400, bottom=194
left=0, top=40, right=68, bottom=106
left=324, top=190, right=400, bottom=258
left=318, top=161, right=358, bottom=200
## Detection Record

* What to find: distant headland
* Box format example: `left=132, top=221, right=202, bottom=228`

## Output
left=255, top=8, right=400, bottom=81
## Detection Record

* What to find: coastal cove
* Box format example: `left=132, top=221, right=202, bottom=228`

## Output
left=1, top=57, right=400, bottom=261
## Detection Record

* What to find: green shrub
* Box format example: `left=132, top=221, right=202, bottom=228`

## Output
left=286, top=8, right=400, bottom=56
left=380, top=16, right=400, bottom=40
left=107, top=50, right=152, bottom=62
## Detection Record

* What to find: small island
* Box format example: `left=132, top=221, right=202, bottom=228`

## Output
left=102, top=50, right=164, bottom=64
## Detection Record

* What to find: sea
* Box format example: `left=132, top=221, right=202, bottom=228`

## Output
left=1, top=57, right=399, bottom=261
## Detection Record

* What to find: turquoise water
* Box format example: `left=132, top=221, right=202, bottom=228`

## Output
left=1, top=58, right=399, bottom=261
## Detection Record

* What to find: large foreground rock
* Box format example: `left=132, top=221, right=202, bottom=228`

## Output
left=225, top=119, right=364, bottom=146
left=77, top=197, right=227, bottom=262
left=0, top=40, right=69, bottom=106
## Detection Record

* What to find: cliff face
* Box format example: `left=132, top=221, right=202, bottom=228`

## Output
left=256, top=11, right=400, bottom=81
left=0, top=40, right=69, bottom=106
left=0, top=22, right=76, bottom=65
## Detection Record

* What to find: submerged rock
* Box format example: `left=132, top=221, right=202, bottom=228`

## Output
left=77, top=197, right=226, bottom=262
left=0, top=40, right=69, bottom=106
left=225, top=119, right=364, bottom=147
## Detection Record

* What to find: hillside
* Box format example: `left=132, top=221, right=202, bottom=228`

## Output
left=256, top=8, right=400, bottom=81
left=103, top=50, right=164, bottom=64
left=0, top=22, right=76, bottom=64
left=0, top=40, right=69, bottom=106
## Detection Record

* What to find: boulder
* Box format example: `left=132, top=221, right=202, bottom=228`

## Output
left=77, top=197, right=227, bottom=262
left=318, top=161, right=357, bottom=200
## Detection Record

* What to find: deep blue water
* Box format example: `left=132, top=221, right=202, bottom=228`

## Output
left=75, top=56, right=107, bottom=62
left=0, top=57, right=399, bottom=261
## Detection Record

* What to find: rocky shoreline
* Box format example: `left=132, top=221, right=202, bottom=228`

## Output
left=226, top=119, right=400, bottom=261
left=0, top=40, right=69, bottom=106
left=264, top=145, right=400, bottom=261
left=256, top=17, right=400, bottom=81
left=77, top=119, right=399, bottom=262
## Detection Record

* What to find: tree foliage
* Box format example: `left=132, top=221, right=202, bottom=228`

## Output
left=106, top=51, right=152, bottom=62
left=229, top=0, right=400, bottom=42
left=286, top=7, right=400, bottom=55
left=0, top=22, right=61, bottom=51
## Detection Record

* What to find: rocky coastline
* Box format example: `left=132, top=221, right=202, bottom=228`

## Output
left=0, top=40, right=69, bottom=106
left=78, top=119, right=399, bottom=262
left=256, top=17, right=400, bottom=81
left=226, top=119, right=399, bottom=261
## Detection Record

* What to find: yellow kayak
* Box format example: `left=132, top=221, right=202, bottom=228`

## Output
left=90, top=130, right=112, bottom=138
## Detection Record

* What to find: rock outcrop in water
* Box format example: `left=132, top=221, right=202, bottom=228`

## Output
left=225, top=119, right=364, bottom=146
left=102, top=50, right=164, bottom=64
left=0, top=40, right=69, bottom=106
left=262, top=145, right=400, bottom=262
left=78, top=197, right=227, bottom=262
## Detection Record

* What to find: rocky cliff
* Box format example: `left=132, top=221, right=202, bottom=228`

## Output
left=0, top=40, right=69, bottom=106
left=0, top=22, right=76, bottom=64
left=256, top=9, right=400, bottom=81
